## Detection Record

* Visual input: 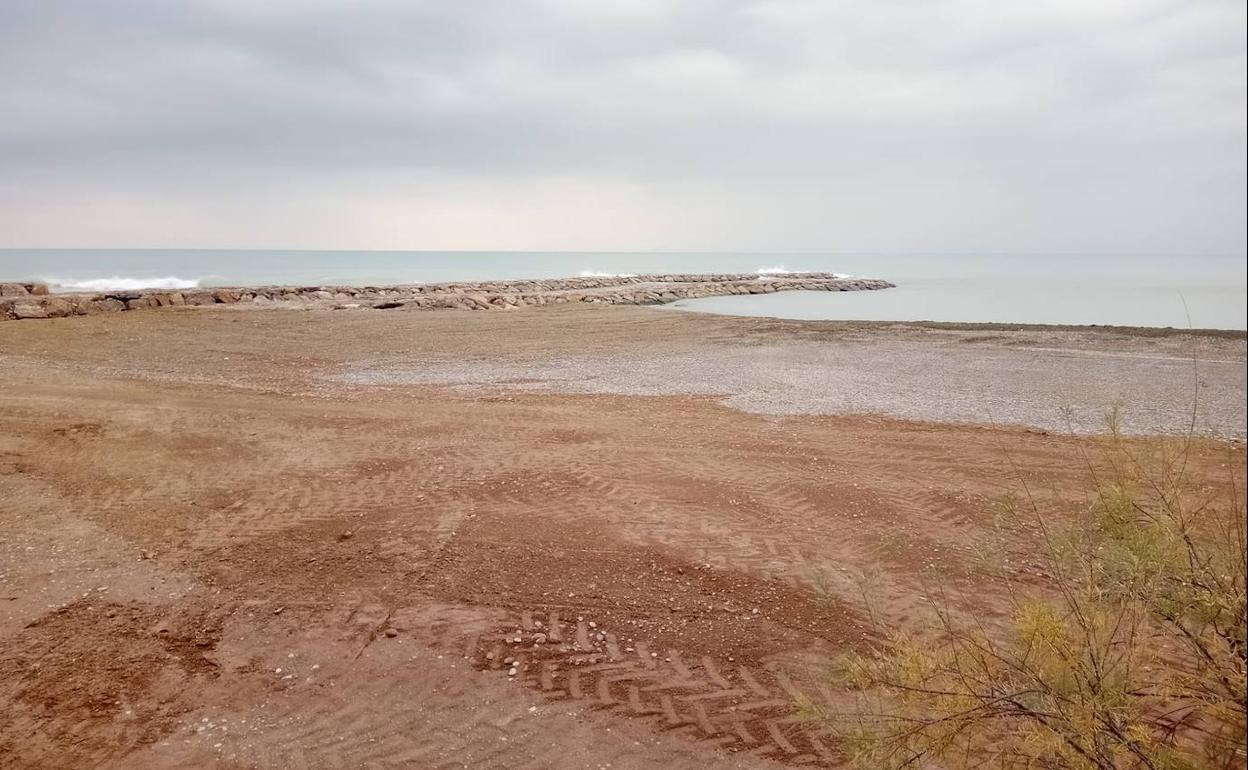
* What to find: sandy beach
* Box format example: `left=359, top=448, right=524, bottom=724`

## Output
left=6, top=0, right=1246, bottom=764
left=1, top=303, right=1244, bottom=769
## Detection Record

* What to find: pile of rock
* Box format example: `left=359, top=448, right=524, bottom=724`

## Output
left=1, top=273, right=894, bottom=321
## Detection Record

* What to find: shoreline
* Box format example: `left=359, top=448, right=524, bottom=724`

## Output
left=659, top=310, right=1248, bottom=339
left=3, top=273, right=1244, bottom=335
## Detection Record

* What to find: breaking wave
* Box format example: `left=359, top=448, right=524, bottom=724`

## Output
left=756, top=266, right=853, bottom=279
left=579, top=270, right=638, bottom=278
left=42, top=275, right=202, bottom=293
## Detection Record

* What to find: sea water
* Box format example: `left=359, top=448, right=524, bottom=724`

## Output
left=1, top=250, right=1243, bottom=330
left=669, top=254, right=1247, bottom=330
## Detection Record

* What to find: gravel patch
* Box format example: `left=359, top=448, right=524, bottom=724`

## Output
left=335, top=337, right=1246, bottom=438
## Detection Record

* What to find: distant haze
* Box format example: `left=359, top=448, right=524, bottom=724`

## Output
left=1, top=1, right=1244, bottom=253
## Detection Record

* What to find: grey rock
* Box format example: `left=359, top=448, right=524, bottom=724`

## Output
left=94, top=298, right=126, bottom=313
left=43, top=298, right=73, bottom=318
left=12, top=303, right=48, bottom=319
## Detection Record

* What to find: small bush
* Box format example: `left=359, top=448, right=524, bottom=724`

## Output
left=819, top=425, right=1246, bottom=769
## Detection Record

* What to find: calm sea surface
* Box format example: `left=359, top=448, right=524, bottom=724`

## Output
left=1, top=250, right=1243, bottom=330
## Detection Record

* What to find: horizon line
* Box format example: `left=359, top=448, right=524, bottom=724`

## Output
left=2, top=248, right=1245, bottom=259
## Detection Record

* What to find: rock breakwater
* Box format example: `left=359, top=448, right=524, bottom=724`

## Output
left=0, top=273, right=893, bottom=321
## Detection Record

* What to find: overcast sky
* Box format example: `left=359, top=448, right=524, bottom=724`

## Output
left=1, top=0, right=1244, bottom=253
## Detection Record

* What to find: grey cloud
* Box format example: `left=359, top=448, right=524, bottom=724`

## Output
left=0, top=0, right=1244, bottom=252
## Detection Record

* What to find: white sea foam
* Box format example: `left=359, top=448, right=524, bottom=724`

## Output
left=579, top=270, right=638, bottom=278
left=756, top=266, right=855, bottom=279
left=43, top=275, right=201, bottom=293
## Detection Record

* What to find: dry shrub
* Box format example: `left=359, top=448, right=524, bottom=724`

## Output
left=819, top=417, right=1246, bottom=769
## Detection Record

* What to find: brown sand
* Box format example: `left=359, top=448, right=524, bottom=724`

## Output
left=1, top=305, right=1243, bottom=769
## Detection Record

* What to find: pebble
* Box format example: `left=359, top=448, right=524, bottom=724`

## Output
left=384, top=628, right=399, bottom=638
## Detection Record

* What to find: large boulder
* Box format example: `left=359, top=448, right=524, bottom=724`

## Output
left=149, top=292, right=185, bottom=307
left=12, top=302, right=48, bottom=319
left=69, top=296, right=100, bottom=315
left=183, top=291, right=217, bottom=306
left=43, top=298, right=74, bottom=317
left=93, top=298, right=126, bottom=313
left=0, top=283, right=30, bottom=297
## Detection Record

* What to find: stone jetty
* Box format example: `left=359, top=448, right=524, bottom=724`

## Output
left=0, top=273, right=893, bottom=321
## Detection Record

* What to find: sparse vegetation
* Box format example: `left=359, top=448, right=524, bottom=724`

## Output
left=817, top=420, right=1247, bottom=769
